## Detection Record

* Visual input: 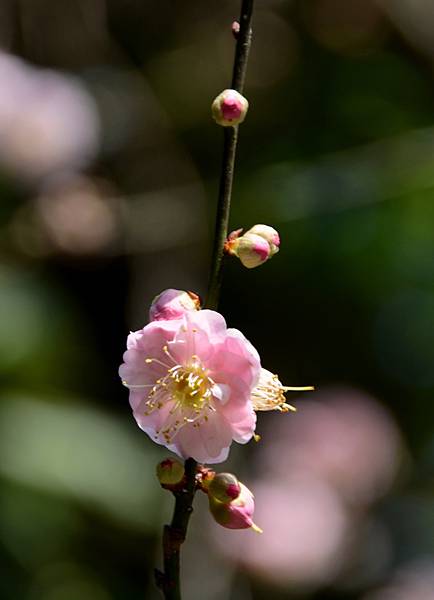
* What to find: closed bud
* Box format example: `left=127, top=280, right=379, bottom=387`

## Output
left=246, top=224, right=280, bottom=255
left=149, top=289, right=200, bottom=322
left=231, top=21, right=240, bottom=39
left=156, top=458, right=185, bottom=486
left=225, top=225, right=281, bottom=269
left=226, top=230, right=271, bottom=269
left=212, top=89, right=249, bottom=127
left=208, top=482, right=262, bottom=533
left=208, top=472, right=241, bottom=503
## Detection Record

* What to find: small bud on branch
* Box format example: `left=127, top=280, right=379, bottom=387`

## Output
left=208, top=472, right=242, bottom=503
left=212, top=89, right=249, bottom=127
left=156, top=458, right=186, bottom=488
left=225, top=224, right=280, bottom=268
left=208, top=481, right=262, bottom=533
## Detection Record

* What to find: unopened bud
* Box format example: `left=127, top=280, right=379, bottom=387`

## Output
left=247, top=224, right=280, bottom=255
left=149, top=289, right=200, bottom=322
left=212, top=89, right=249, bottom=127
left=225, top=225, right=281, bottom=269
left=208, top=472, right=241, bottom=503
left=232, top=21, right=240, bottom=39
left=156, top=458, right=185, bottom=486
left=226, top=231, right=271, bottom=269
left=208, top=482, right=262, bottom=533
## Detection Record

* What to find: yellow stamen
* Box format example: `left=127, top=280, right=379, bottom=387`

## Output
left=283, top=385, right=315, bottom=392
left=251, top=368, right=314, bottom=413
left=125, top=347, right=216, bottom=443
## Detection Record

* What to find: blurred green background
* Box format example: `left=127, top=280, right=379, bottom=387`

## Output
left=1, top=1, right=434, bottom=598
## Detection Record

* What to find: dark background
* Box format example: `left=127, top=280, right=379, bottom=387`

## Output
left=1, top=1, right=434, bottom=598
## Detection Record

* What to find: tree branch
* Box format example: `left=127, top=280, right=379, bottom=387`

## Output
left=205, top=0, right=255, bottom=310
left=157, top=1, right=255, bottom=597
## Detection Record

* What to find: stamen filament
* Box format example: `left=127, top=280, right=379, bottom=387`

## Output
left=145, top=357, right=172, bottom=369
left=142, top=350, right=215, bottom=443
left=282, top=385, right=315, bottom=392
left=122, top=381, right=154, bottom=389
left=163, top=345, right=178, bottom=365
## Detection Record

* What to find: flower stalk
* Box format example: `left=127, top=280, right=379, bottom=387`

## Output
left=156, top=1, right=255, bottom=598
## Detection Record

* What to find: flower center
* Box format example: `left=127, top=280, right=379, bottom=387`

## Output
left=123, top=347, right=216, bottom=444
left=169, top=362, right=212, bottom=410
left=122, top=344, right=219, bottom=443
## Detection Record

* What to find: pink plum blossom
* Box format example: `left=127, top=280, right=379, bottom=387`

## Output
left=213, top=475, right=350, bottom=588
left=119, top=309, right=260, bottom=463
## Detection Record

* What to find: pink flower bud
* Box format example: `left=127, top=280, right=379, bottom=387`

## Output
left=208, top=482, right=262, bottom=533
left=225, top=225, right=281, bottom=269
left=212, top=89, right=249, bottom=127
left=227, top=231, right=271, bottom=269
left=156, top=458, right=185, bottom=486
left=208, top=472, right=241, bottom=503
left=246, top=224, right=280, bottom=255
left=232, top=21, right=240, bottom=39
left=149, top=289, right=200, bottom=322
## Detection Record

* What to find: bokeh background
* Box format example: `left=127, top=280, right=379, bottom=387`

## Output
left=1, top=1, right=434, bottom=598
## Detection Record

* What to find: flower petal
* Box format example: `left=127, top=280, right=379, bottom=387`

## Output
left=174, top=413, right=233, bottom=463
left=212, top=383, right=231, bottom=405
left=222, top=402, right=257, bottom=444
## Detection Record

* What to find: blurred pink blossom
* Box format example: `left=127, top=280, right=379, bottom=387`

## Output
left=119, top=310, right=260, bottom=463
left=257, top=388, right=403, bottom=506
left=0, top=51, right=99, bottom=181
left=214, top=474, right=350, bottom=588
left=212, top=387, right=403, bottom=590
left=34, top=175, right=118, bottom=255
left=363, top=559, right=434, bottom=600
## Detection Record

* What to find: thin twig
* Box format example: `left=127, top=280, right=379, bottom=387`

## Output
left=156, top=458, right=197, bottom=600
left=157, top=1, right=255, bottom=597
left=206, top=0, right=254, bottom=310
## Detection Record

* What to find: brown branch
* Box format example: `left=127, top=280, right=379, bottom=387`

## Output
left=155, top=458, right=197, bottom=600
left=156, top=1, right=255, bottom=597
left=205, top=0, right=255, bottom=311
